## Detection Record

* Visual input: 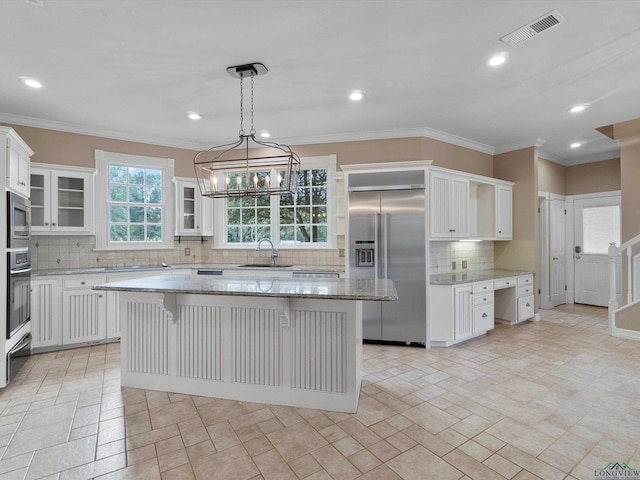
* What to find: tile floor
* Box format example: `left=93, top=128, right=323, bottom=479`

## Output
left=1, top=305, right=639, bottom=480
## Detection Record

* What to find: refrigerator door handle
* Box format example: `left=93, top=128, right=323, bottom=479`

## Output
left=382, top=213, right=389, bottom=279
left=374, top=213, right=381, bottom=280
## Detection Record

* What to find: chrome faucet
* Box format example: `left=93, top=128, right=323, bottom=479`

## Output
left=256, top=238, right=278, bottom=266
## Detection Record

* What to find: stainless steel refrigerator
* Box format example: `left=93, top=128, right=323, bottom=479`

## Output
left=348, top=171, right=426, bottom=345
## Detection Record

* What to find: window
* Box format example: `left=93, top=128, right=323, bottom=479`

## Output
left=582, top=205, right=620, bottom=254
left=219, top=155, right=334, bottom=247
left=280, top=169, right=328, bottom=243
left=108, top=165, right=163, bottom=242
left=226, top=173, right=272, bottom=243
left=95, top=150, right=174, bottom=250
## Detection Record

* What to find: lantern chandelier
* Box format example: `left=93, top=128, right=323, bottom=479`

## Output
left=194, top=62, right=300, bottom=199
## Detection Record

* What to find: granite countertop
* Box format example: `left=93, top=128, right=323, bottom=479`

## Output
left=430, top=269, right=533, bottom=285
left=93, top=274, right=397, bottom=301
left=34, top=263, right=345, bottom=276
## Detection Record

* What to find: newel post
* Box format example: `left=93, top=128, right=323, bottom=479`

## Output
left=608, top=242, right=618, bottom=335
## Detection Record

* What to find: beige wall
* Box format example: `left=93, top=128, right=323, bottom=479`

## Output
left=610, top=118, right=640, bottom=332
left=493, top=147, right=538, bottom=275
left=4, top=124, right=199, bottom=177
left=537, top=157, right=620, bottom=196
left=619, top=141, right=640, bottom=244
left=566, top=158, right=620, bottom=195
left=538, top=158, right=567, bottom=195
left=6, top=123, right=494, bottom=177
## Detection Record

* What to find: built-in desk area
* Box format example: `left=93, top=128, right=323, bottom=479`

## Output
left=430, top=269, right=534, bottom=346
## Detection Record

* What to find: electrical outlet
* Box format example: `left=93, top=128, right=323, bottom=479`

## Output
left=462, top=260, right=468, bottom=269
left=451, top=261, right=456, bottom=270
left=184, top=247, right=190, bottom=256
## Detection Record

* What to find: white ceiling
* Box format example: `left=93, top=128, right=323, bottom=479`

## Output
left=2, top=0, right=639, bottom=165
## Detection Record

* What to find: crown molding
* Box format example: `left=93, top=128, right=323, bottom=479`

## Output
left=537, top=149, right=566, bottom=165
left=0, top=111, right=497, bottom=156
left=494, top=137, right=546, bottom=155
left=0, top=113, right=204, bottom=151
left=278, top=126, right=496, bottom=155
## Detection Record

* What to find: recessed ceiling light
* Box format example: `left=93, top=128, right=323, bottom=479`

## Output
left=487, top=52, right=509, bottom=67
left=21, top=77, right=43, bottom=89
left=349, top=90, right=364, bottom=101
left=568, top=104, right=588, bottom=113
left=570, top=142, right=582, bottom=148
left=186, top=112, right=201, bottom=120
left=260, top=131, right=271, bottom=138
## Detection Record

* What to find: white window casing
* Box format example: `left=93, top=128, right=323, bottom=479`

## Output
left=94, top=150, right=175, bottom=251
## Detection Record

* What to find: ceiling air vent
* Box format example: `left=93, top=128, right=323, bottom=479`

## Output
left=500, top=10, right=566, bottom=47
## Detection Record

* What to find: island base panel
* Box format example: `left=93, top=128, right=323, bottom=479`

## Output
left=119, top=293, right=362, bottom=413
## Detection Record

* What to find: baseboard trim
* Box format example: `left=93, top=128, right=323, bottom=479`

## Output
left=613, top=327, right=640, bottom=341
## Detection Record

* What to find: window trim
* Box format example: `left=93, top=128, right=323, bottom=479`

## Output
left=213, top=154, right=336, bottom=249
left=94, top=150, right=175, bottom=251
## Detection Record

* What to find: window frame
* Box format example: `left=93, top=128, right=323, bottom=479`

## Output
left=94, top=150, right=175, bottom=251
left=214, top=155, right=336, bottom=249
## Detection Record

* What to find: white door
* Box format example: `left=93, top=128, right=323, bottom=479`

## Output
left=550, top=197, right=566, bottom=306
left=574, top=196, right=621, bottom=306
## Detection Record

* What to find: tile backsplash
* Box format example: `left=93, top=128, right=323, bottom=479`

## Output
left=429, top=241, right=494, bottom=274
left=31, top=235, right=345, bottom=272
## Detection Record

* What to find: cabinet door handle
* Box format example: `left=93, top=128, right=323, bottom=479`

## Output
left=526, top=303, right=531, bottom=307
left=81, top=281, right=86, bottom=285
left=44, top=222, right=49, bottom=226
left=482, top=313, right=488, bottom=318
left=52, top=222, right=57, bottom=226
left=98, top=295, right=103, bottom=298
left=483, top=297, right=487, bottom=301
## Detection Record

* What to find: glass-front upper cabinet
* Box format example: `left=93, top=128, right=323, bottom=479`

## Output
left=174, top=177, right=213, bottom=236
left=30, top=164, right=96, bottom=235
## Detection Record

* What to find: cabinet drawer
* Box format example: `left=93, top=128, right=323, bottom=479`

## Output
left=473, top=282, right=493, bottom=294
left=517, top=295, right=535, bottom=322
left=494, top=277, right=516, bottom=289
left=473, top=291, right=494, bottom=306
left=518, top=286, right=534, bottom=297
left=473, top=304, right=494, bottom=333
left=62, top=276, right=105, bottom=289
left=518, top=275, right=533, bottom=286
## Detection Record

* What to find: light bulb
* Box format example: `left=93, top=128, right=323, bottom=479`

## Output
left=277, top=174, right=283, bottom=184
left=236, top=176, right=242, bottom=186
left=253, top=175, right=258, bottom=185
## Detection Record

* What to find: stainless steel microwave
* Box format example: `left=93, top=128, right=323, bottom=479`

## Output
left=7, top=191, right=30, bottom=249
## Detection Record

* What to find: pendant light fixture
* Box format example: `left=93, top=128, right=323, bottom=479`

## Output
left=194, top=62, right=300, bottom=198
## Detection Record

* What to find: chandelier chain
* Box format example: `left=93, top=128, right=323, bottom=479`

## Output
left=250, top=73, right=255, bottom=135
left=239, top=75, right=244, bottom=135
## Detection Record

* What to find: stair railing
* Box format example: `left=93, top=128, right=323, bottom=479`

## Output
left=608, top=232, right=640, bottom=334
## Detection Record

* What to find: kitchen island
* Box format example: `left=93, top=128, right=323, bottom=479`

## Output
left=94, top=274, right=397, bottom=413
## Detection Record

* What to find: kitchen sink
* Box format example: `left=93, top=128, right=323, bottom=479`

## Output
left=238, top=264, right=293, bottom=268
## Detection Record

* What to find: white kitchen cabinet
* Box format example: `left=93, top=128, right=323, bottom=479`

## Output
left=430, top=171, right=469, bottom=238
left=429, top=166, right=513, bottom=241
left=430, top=280, right=495, bottom=346
left=61, top=275, right=106, bottom=344
left=2, top=127, right=33, bottom=198
left=30, top=164, right=95, bottom=235
left=494, top=274, right=535, bottom=324
left=174, top=177, right=213, bottom=236
left=496, top=185, right=513, bottom=239
left=30, top=277, right=62, bottom=349
left=453, top=285, right=473, bottom=341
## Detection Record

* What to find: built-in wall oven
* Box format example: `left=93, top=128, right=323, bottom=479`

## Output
left=7, top=250, right=31, bottom=339
left=7, top=192, right=30, bottom=249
